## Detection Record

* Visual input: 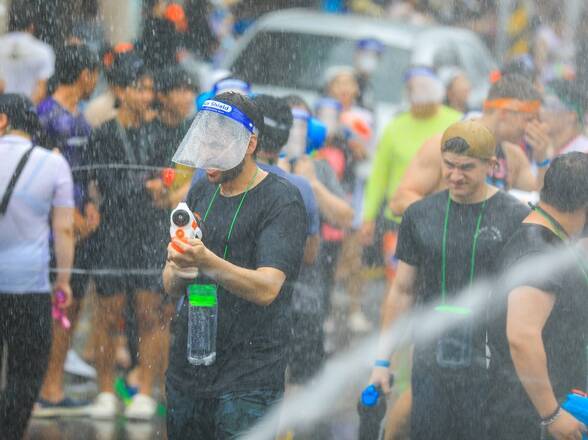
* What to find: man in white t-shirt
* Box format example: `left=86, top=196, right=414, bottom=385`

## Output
left=0, top=2, right=55, bottom=103
left=0, top=94, right=74, bottom=439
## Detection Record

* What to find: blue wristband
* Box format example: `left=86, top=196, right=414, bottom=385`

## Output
left=374, top=359, right=391, bottom=368
left=535, top=158, right=551, bottom=168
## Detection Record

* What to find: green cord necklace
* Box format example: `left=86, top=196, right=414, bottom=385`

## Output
left=439, top=191, right=488, bottom=311
left=202, top=166, right=260, bottom=260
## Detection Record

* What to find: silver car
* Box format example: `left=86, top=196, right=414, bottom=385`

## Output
left=221, top=8, right=497, bottom=129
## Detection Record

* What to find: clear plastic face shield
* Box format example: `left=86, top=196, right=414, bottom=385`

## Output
left=355, top=38, right=384, bottom=75
left=315, top=98, right=342, bottom=137
left=284, top=108, right=309, bottom=159
left=404, top=67, right=444, bottom=106
left=355, top=49, right=380, bottom=75
left=172, top=100, right=256, bottom=171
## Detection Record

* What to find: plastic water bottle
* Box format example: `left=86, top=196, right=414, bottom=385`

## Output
left=187, top=284, right=218, bottom=366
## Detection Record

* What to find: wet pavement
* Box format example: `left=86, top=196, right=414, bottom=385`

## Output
left=25, top=278, right=388, bottom=439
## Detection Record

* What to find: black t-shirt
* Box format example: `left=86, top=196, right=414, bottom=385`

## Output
left=487, top=224, right=588, bottom=438
left=141, top=118, right=193, bottom=267
left=83, top=119, right=155, bottom=268
left=145, top=118, right=192, bottom=168
left=167, top=172, right=307, bottom=396
left=396, top=190, right=529, bottom=368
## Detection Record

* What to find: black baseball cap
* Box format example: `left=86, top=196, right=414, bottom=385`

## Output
left=153, top=65, right=198, bottom=93
left=0, top=94, right=41, bottom=135
left=253, top=94, right=293, bottom=153
left=107, top=52, right=149, bottom=87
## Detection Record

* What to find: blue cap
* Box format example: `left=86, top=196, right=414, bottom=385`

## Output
left=357, top=38, right=385, bottom=54
left=403, top=66, right=438, bottom=83
left=361, top=385, right=380, bottom=407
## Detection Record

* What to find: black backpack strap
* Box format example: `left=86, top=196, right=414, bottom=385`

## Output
left=0, top=146, right=35, bottom=216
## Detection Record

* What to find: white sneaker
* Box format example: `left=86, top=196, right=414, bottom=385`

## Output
left=64, top=349, right=97, bottom=379
left=124, top=394, right=157, bottom=421
left=349, top=311, right=372, bottom=333
left=86, top=392, right=119, bottom=419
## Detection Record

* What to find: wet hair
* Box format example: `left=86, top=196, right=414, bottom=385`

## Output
left=154, top=65, right=199, bottom=94
left=55, top=44, right=100, bottom=85
left=253, top=94, right=293, bottom=154
left=8, top=0, right=35, bottom=31
left=0, top=93, right=42, bottom=138
left=487, top=73, right=542, bottom=102
left=214, top=92, right=265, bottom=150
left=500, top=55, right=538, bottom=83
left=540, top=152, right=588, bottom=212
left=441, top=137, right=470, bottom=155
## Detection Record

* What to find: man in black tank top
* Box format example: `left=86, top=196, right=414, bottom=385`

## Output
left=488, top=152, right=588, bottom=439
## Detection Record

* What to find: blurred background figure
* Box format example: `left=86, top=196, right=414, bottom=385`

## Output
left=439, top=66, right=472, bottom=113
left=353, top=37, right=384, bottom=111
left=0, top=0, right=55, bottom=103
left=533, top=2, right=576, bottom=83
left=541, top=79, right=588, bottom=155
left=362, top=65, right=461, bottom=282
left=320, top=66, right=375, bottom=333
left=33, top=43, right=100, bottom=418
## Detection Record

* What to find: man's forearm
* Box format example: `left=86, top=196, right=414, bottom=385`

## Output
left=311, top=180, right=354, bottom=229
left=376, top=285, right=414, bottom=359
left=199, top=252, right=284, bottom=306
left=389, top=189, right=422, bottom=217
left=54, top=229, right=74, bottom=284
left=510, top=335, right=559, bottom=418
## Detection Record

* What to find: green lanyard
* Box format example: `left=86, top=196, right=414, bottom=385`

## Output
left=202, top=167, right=259, bottom=260
left=440, top=193, right=488, bottom=305
left=530, top=204, right=588, bottom=286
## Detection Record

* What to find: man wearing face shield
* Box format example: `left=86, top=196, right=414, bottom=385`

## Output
left=163, top=92, right=307, bottom=438
left=354, top=37, right=384, bottom=111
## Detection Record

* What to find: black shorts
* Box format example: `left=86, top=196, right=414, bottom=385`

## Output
left=288, top=310, right=325, bottom=384
left=90, top=226, right=166, bottom=296
left=92, top=271, right=163, bottom=296
left=50, top=238, right=93, bottom=299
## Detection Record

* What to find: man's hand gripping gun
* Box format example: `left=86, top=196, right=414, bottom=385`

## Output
left=170, top=202, right=202, bottom=279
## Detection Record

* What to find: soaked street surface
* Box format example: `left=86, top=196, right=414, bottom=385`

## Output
left=26, top=279, right=387, bottom=440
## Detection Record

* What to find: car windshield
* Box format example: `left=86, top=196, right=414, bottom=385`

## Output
left=231, top=30, right=412, bottom=103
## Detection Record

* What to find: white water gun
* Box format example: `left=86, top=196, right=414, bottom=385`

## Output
left=170, top=202, right=203, bottom=279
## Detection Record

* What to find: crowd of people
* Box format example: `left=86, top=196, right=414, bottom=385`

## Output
left=3, top=1, right=588, bottom=440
